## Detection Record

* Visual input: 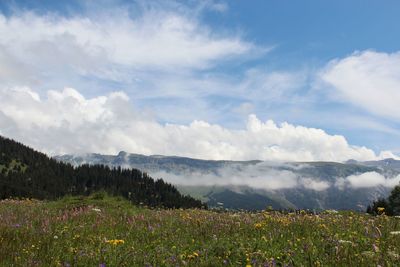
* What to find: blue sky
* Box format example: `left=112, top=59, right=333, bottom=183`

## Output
left=0, top=0, right=399, bottom=161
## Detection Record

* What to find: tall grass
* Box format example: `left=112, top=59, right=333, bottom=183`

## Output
left=0, top=194, right=399, bottom=266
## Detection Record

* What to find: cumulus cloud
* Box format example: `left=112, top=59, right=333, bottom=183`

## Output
left=320, top=50, right=400, bottom=120
left=335, top=171, right=400, bottom=189
left=0, top=86, right=395, bottom=162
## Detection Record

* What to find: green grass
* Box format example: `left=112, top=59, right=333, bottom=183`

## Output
left=0, top=194, right=399, bottom=266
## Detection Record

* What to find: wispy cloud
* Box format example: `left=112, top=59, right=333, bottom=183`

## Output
left=0, top=7, right=256, bottom=85
left=320, top=50, right=400, bottom=121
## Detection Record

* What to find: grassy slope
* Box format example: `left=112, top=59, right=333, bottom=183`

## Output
left=0, top=194, right=399, bottom=266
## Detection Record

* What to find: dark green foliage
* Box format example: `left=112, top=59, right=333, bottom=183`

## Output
left=388, top=185, right=400, bottom=215
left=0, top=135, right=204, bottom=209
left=367, top=185, right=400, bottom=216
left=366, top=198, right=393, bottom=216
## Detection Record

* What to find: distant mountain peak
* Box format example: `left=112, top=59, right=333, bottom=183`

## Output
left=117, top=151, right=128, bottom=157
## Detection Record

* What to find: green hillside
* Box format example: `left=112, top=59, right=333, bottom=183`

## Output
left=0, top=136, right=203, bottom=209
left=0, top=194, right=399, bottom=266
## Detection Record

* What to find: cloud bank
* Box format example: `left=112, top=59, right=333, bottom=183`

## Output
left=335, top=171, right=400, bottom=189
left=151, top=164, right=397, bottom=191
left=0, top=87, right=396, bottom=162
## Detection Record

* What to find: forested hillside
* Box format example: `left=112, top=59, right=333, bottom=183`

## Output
left=0, top=136, right=203, bottom=208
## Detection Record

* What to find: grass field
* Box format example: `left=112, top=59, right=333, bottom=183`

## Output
left=0, top=194, right=399, bottom=266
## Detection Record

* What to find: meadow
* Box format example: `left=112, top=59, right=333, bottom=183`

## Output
left=0, top=193, right=399, bottom=267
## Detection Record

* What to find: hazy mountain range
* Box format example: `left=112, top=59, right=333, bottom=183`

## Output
left=55, top=152, right=400, bottom=211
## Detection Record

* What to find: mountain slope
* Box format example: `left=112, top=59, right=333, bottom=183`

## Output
left=0, top=136, right=203, bottom=208
left=56, top=152, right=400, bottom=210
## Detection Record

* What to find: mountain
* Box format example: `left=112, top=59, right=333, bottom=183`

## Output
left=349, top=158, right=400, bottom=171
left=0, top=136, right=203, bottom=208
left=56, top=152, right=400, bottom=211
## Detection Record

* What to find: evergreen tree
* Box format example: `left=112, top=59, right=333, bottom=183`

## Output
left=388, top=185, right=400, bottom=215
left=0, top=135, right=205, bottom=209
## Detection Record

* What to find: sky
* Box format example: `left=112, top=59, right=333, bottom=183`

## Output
left=0, top=0, right=400, bottom=162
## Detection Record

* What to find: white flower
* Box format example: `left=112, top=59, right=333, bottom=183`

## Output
left=338, top=240, right=352, bottom=244
left=92, top=208, right=101, bottom=212
left=390, top=231, right=400, bottom=235
left=53, top=235, right=58, bottom=239
left=388, top=251, right=399, bottom=260
left=326, top=209, right=339, bottom=214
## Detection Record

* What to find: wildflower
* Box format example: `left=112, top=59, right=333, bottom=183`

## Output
left=105, top=239, right=125, bottom=245
left=325, top=209, right=338, bottom=214
left=92, top=208, right=101, bottom=212
left=377, top=207, right=385, bottom=214
left=254, top=223, right=263, bottom=229
left=338, top=240, right=352, bottom=244
left=388, top=251, right=399, bottom=260
left=390, top=231, right=400, bottom=235
left=54, top=235, right=58, bottom=239
left=361, top=251, right=375, bottom=258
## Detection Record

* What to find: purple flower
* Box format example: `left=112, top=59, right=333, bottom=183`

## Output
left=99, top=264, right=106, bottom=267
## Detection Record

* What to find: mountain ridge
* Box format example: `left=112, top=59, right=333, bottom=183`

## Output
left=55, top=151, right=400, bottom=211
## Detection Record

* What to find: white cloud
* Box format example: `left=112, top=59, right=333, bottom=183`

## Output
left=336, top=171, right=400, bottom=189
left=1, top=7, right=399, bottom=160
left=320, top=50, right=400, bottom=121
left=0, top=86, right=394, bottom=162
left=0, top=8, right=255, bottom=88
left=238, top=69, right=307, bottom=102
left=153, top=168, right=299, bottom=190
left=151, top=162, right=331, bottom=191
left=300, top=177, right=330, bottom=191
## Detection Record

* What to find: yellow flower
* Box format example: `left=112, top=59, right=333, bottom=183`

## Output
left=254, top=223, right=263, bottom=229
left=186, top=252, right=200, bottom=260
left=105, top=239, right=125, bottom=245
left=377, top=207, right=385, bottom=213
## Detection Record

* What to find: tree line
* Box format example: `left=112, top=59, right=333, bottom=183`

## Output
left=0, top=135, right=204, bottom=209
